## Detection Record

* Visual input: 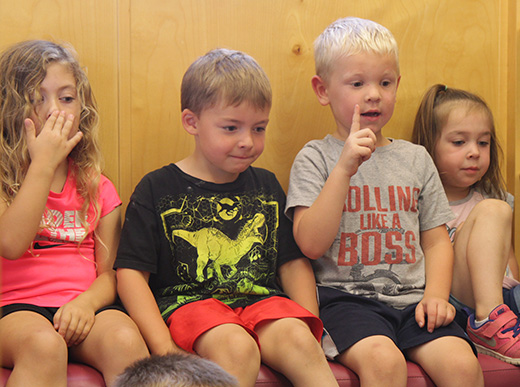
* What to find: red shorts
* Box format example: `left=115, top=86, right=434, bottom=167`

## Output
left=166, top=296, right=323, bottom=353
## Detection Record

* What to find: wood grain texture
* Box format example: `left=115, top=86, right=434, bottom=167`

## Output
left=0, top=0, right=120, bottom=186
left=0, top=0, right=518, bottom=259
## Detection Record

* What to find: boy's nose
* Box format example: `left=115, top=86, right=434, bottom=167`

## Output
left=238, top=132, right=254, bottom=148
left=365, top=85, right=381, bottom=101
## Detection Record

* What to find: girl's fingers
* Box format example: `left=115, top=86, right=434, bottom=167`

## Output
left=59, top=113, right=74, bottom=136
left=55, top=111, right=65, bottom=129
left=24, top=118, right=36, bottom=142
left=43, top=110, right=61, bottom=133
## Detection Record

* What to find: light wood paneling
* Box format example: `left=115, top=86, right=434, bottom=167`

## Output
left=0, top=0, right=518, bottom=262
left=122, top=0, right=507, bottom=194
left=0, top=0, right=120, bottom=185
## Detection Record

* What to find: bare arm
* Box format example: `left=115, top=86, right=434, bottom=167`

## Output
left=117, top=268, right=183, bottom=355
left=415, top=225, right=456, bottom=332
left=53, top=207, right=121, bottom=345
left=292, top=106, right=376, bottom=259
left=278, top=257, right=319, bottom=316
left=0, top=112, right=82, bottom=259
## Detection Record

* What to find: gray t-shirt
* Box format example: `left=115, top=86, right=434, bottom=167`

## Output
left=286, top=135, right=454, bottom=309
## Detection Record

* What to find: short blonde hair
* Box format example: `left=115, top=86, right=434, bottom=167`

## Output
left=181, top=48, right=271, bottom=115
left=314, top=17, right=399, bottom=82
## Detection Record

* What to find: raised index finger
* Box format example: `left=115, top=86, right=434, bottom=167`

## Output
left=350, top=104, right=361, bottom=134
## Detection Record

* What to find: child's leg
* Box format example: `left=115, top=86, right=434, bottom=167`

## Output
left=0, top=311, right=68, bottom=387
left=406, top=336, right=483, bottom=386
left=70, top=309, right=149, bottom=387
left=336, top=335, right=407, bottom=387
left=256, top=317, right=338, bottom=387
left=451, top=199, right=512, bottom=319
left=194, top=323, right=261, bottom=386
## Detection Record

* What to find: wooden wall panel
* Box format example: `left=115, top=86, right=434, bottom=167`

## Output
left=0, top=0, right=518, bottom=260
left=0, top=0, right=120, bottom=185
left=122, top=0, right=507, bottom=196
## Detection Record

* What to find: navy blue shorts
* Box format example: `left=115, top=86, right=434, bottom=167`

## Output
left=1, top=303, right=126, bottom=323
left=318, top=286, right=476, bottom=358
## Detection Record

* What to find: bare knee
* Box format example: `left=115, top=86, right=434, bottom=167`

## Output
left=363, top=343, right=406, bottom=377
left=195, top=325, right=260, bottom=386
left=339, top=337, right=407, bottom=386
left=218, top=329, right=260, bottom=363
left=22, top=327, right=67, bottom=363
left=196, top=324, right=260, bottom=366
left=436, top=351, right=483, bottom=386
left=473, top=199, right=512, bottom=223
left=268, top=319, right=321, bottom=357
left=102, top=323, right=148, bottom=358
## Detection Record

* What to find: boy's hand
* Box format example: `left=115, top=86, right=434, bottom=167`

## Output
left=337, top=105, right=376, bottom=177
left=415, top=296, right=455, bottom=333
left=25, top=110, right=83, bottom=170
left=53, top=298, right=95, bottom=346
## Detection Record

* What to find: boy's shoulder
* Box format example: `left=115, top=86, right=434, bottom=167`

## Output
left=295, top=134, right=341, bottom=159
left=247, top=165, right=277, bottom=181
left=136, top=164, right=280, bottom=194
left=141, top=163, right=178, bottom=180
left=377, top=139, right=431, bottom=159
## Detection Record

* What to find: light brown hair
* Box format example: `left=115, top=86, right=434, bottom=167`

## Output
left=181, top=48, right=271, bottom=115
left=412, top=84, right=506, bottom=199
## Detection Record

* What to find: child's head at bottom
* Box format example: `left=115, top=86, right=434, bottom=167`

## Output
left=179, top=49, right=272, bottom=182
left=113, top=353, right=238, bottom=387
left=412, top=84, right=506, bottom=199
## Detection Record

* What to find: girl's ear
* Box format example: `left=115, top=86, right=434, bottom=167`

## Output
left=181, top=109, right=199, bottom=135
left=311, top=75, right=330, bottom=106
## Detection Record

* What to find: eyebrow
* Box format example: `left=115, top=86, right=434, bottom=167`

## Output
left=222, top=118, right=269, bottom=126
left=39, top=84, right=77, bottom=93
left=446, top=130, right=491, bottom=137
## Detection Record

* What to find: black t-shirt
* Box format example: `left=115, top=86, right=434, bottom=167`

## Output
left=115, top=164, right=303, bottom=321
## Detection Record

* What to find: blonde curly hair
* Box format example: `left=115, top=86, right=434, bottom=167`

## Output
left=0, top=40, right=103, bottom=230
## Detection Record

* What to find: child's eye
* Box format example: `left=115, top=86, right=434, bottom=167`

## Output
left=254, top=126, right=266, bottom=133
left=223, top=126, right=238, bottom=132
left=351, top=81, right=363, bottom=87
left=381, top=80, right=392, bottom=87
left=452, top=140, right=464, bottom=146
left=60, top=96, right=75, bottom=103
left=478, top=141, right=490, bottom=147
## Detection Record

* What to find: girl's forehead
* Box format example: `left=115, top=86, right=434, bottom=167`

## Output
left=439, top=102, right=490, bottom=127
left=39, top=62, right=77, bottom=88
left=446, top=105, right=489, bottom=123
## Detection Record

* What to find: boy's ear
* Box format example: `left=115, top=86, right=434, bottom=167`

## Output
left=311, top=75, right=330, bottom=106
left=181, top=109, right=199, bottom=135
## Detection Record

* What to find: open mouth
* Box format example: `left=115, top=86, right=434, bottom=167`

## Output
left=361, top=111, right=381, bottom=117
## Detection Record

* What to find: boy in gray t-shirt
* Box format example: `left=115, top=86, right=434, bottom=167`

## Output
left=286, top=17, right=483, bottom=386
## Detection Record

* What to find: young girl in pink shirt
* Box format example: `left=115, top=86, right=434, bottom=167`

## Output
left=412, top=84, right=520, bottom=365
left=0, top=40, right=148, bottom=386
